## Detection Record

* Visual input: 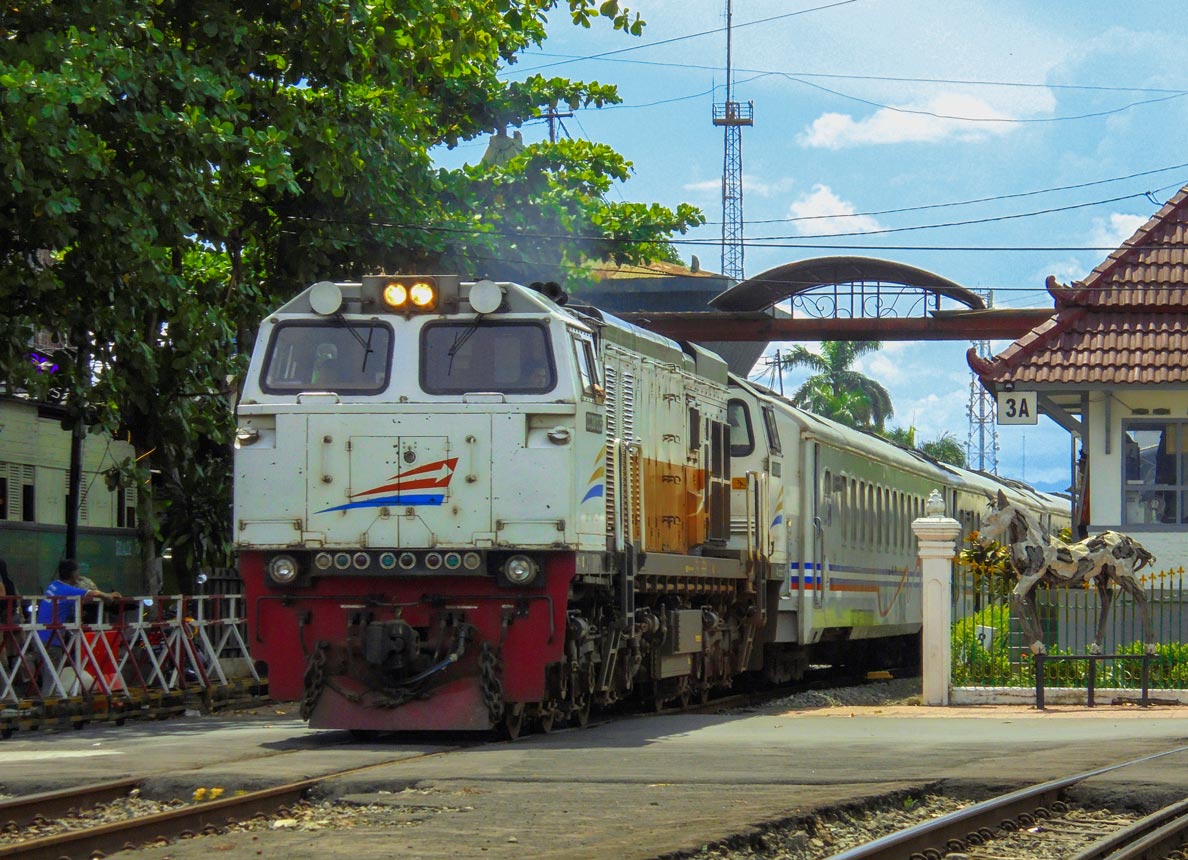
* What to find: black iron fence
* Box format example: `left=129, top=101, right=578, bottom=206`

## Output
left=952, top=560, right=1188, bottom=694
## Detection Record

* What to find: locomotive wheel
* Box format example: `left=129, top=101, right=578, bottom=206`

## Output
left=503, top=703, right=525, bottom=740
left=653, top=688, right=667, bottom=713
left=574, top=697, right=591, bottom=727
left=538, top=706, right=556, bottom=734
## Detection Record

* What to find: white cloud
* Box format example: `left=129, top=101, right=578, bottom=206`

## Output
left=1088, top=212, right=1148, bottom=252
left=798, top=93, right=1021, bottom=150
left=1034, top=259, right=1091, bottom=289
left=786, top=184, right=884, bottom=235
left=681, top=178, right=721, bottom=195
left=682, top=175, right=794, bottom=199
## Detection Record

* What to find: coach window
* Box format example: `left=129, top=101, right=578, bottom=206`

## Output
left=262, top=321, right=392, bottom=394
left=882, top=487, right=891, bottom=550
left=423, top=321, right=554, bottom=394
left=1123, top=420, right=1184, bottom=526
left=727, top=399, right=754, bottom=456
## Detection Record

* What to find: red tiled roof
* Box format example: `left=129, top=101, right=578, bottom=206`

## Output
left=969, top=184, right=1188, bottom=386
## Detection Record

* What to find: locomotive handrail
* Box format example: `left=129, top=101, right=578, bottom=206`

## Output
left=627, top=440, right=645, bottom=554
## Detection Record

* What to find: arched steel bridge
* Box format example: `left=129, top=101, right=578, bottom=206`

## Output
left=616, top=257, right=1053, bottom=342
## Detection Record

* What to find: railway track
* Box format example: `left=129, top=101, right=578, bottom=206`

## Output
left=826, top=746, right=1188, bottom=860
left=0, top=745, right=471, bottom=860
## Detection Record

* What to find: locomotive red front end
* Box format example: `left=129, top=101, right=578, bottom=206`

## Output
left=241, top=551, right=573, bottom=732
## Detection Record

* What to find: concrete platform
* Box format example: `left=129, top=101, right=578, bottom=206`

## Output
left=4, top=701, right=1188, bottom=859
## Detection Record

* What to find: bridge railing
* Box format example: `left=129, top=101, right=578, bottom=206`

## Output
left=0, top=594, right=266, bottom=735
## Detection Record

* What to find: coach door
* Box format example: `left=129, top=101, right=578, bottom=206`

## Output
left=811, top=450, right=841, bottom=609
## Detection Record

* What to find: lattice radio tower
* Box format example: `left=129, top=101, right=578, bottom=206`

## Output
left=966, top=290, right=999, bottom=473
left=712, top=0, right=753, bottom=281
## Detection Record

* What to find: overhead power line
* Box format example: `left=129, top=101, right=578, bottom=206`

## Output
left=515, top=0, right=864, bottom=74
left=733, top=165, right=1188, bottom=225
left=739, top=187, right=1182, bottom=241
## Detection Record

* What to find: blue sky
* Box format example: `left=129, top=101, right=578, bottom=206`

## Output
left=436, top=0, right=1188, bottom=493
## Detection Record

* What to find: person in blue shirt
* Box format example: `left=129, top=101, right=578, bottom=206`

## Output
left=35, top=559, right=121, bottom=695
left=36, top=559, right=121, bottom=647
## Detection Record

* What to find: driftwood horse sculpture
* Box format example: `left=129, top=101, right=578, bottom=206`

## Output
left=980, top=490, right=1156, bottom=655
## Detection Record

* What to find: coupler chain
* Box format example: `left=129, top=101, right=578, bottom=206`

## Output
left=300, top=641, right=329, bottom=721
left=479, top=642, right=505, bottom=723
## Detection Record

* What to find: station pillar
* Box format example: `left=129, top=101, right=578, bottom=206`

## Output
left=912, top=490, right=962, bottom=706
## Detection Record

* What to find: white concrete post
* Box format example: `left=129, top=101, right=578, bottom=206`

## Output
left=911, top=489, right=962, bottom=706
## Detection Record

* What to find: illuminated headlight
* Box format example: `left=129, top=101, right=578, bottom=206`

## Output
left=409, top=280, right=437, bottom=310
left=268, top=555, right=299, bottom=585
left=502, top=554, right=538, bottom=586
left=382, top=282, right=409, bottom=309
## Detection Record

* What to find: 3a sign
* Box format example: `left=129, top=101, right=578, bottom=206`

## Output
left=997, top=390, right=1038, bottom=425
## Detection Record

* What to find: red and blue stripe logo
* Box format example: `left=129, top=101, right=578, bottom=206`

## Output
left=317, top=457, right=459, bottom=512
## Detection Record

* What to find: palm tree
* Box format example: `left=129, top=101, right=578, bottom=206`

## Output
left=881, top=425, right=968, bottom=468
left=920, top=432, right=967, bottom=468
left=780, top=341, right=894, bottom=431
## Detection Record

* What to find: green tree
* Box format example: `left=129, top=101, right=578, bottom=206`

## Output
left=781, top=342, right=894, bottom=431
left=882, top=426, right=968, bottom=468
left=0, top=0, right=698, bottom=585
left=920, top=432, right=967, bottom=468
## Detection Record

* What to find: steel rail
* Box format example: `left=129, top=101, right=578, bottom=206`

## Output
left=0, top=778, right=142, bottom=829
left=825, top=745, right=1188, bottom=860
left=1071, top=797, right=1188, bottom=860
left=0, top=746, right=466, bottom=860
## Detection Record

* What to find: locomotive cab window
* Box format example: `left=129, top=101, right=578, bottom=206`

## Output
left=262, top=321, right=392, bottom=394
left=727, top=399, right=754, bottom=457
left=422, top=321, right=554, bottom=394
left=761, top=405, right=782, bottom=456
left=569, top=329, right=600, bottom=400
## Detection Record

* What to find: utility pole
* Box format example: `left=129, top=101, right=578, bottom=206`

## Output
left=65, top=340, right=89, bottom=561
left=541, top=106, right=572, bottom=144
left=759, top=349, right=784, bottom=396
left=712, top=0, right=752, bottom=282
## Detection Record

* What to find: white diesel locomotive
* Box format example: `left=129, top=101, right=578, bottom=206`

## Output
left=233, top=275, right=1066, bottom=735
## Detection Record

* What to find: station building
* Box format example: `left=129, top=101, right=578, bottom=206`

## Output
left=0, top=396, right=142, bottom=594
left=969, top=185, right=1188, bottom=564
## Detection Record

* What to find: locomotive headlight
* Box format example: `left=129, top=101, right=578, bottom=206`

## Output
left=409, top=280, right=437, bottom=310
left=268, top=554, right=299, bottom=586
left=382, top=282, right=409, bottom=309
left=502, top=554, right=538, bottom=587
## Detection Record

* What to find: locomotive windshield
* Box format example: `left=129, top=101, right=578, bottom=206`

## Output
left=421, top=321, right=554, bottom=394
left=261, top=321, right=392, bottom=394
